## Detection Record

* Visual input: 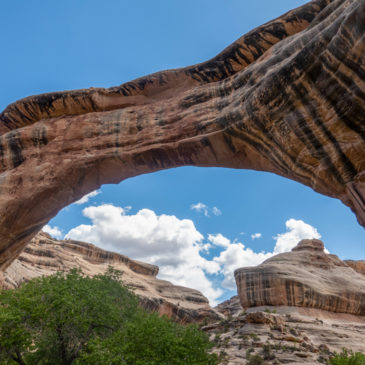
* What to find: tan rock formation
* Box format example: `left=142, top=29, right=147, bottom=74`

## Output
left=234, top=239, right=365, bottom=315
left=0, top=0, right=364, bottom=270
left=215, top=295, right=244, bottom=318
left=2, top=232, right=220, bottom=323
left=205, top=305, right=365, bottom=364
left=344, top=260, right=365, bottom=275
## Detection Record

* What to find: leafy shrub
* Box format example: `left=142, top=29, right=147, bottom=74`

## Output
left=329, top=350, right=365, bottom=365
left=0, top=268, right=218, bottom=364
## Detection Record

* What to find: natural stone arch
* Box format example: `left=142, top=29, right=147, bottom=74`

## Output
left=0, top=0, right=364, bottom=271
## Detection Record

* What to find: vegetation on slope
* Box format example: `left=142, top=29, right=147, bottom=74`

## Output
left=330, top=350, right=365, bottom=365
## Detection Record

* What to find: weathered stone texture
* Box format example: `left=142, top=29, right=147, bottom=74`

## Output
left=0, top=0, right=364, bottom=270
left=235, top=239, right=365, bottom=315
left=344, top=260, right=365, bottom=275
left=2, top=232, right=220, bottom=323
left=205, top=306, right=365, bottom=364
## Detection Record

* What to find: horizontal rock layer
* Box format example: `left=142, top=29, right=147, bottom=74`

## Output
left=0, top=0, right=364, bottom=271
left=234, top=239, right=365, bottom=315
left=2, top=232, right=220, bottom=323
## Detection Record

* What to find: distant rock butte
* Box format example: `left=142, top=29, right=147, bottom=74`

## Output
left=344, top=260, right=365, bottom=276
left=0, top=0, right=364, bottom=271
left=2, top=232, right=220, bottom=323
left=234, top=239, right=365, bottom=315
left=215, top=295, right=244, bottom=318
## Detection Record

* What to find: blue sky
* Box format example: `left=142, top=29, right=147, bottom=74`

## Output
left=1, top=0, right=364, bottom=305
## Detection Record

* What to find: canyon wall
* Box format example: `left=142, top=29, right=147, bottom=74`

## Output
left=2, top=232, right=220, bottom=323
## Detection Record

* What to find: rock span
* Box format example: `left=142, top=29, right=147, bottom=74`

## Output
left=2, top=232, right=220, bottom=323
left=0, top=0, right=364, bottom=270
left=234, top=239, right=365, bottom=315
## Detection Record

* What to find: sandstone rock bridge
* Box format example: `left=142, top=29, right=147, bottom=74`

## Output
left=0, top=0, right=364, bottom=271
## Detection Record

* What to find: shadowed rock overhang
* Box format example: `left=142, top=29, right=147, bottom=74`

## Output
left=0, top=0, right=364, bottom=270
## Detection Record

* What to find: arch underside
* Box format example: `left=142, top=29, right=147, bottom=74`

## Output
left=0, top=0, right=364, bottom=270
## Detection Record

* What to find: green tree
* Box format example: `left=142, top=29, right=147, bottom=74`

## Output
left=77, top=311, right=217, bottom=365
left=0, top=268, right=217, bottom=365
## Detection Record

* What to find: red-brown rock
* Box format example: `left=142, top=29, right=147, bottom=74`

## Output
left=0, top=0, right=364, bottom=270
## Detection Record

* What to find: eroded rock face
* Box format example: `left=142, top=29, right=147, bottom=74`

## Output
left=344, top=260, right=365, bottom=275
left=215, top=295, right=243, bottom=317
left=2, top=232, right=220, bottom=323
left=0, top=0, right=364, bottom=270
left=234, top=239, right=365, bottom=315
left=205, top=305, right=365, bottom=364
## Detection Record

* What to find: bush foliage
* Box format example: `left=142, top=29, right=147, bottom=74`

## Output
left=329, top=350, right=365, bottom=365
left=0, top=268, right=218, bottom=364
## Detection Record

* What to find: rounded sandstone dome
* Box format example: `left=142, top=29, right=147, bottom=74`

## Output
left=291, top=239, right=324, bottom=252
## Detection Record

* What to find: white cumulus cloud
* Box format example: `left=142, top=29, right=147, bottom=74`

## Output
left=74, top=190, right=100, bottom=205
left=209, top=234, right=273, bottom=290
left=208, top=233, right=231, bottom=248
left=43, top=224, right=63, bottom=239
left=65, top=204, right=222, bottom=305
left=65, top=207, right=321, bottom=305
left=208, top=218, right=321, bottom=290
left=273, top=218, right=321, bottom=254
left=251, top=233, right=262, bottom=240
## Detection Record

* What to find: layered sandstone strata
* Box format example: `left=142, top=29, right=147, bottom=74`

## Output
left=0, top=0, right=364, bottom=271
left=234, top=239, right=365, bottom=315
left=2, top=232, right=220, bottom=323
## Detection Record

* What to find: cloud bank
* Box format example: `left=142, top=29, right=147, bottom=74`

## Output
left=65, top=204, right=321, bottom=305
left=66, top=204, right=222, bottom=304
